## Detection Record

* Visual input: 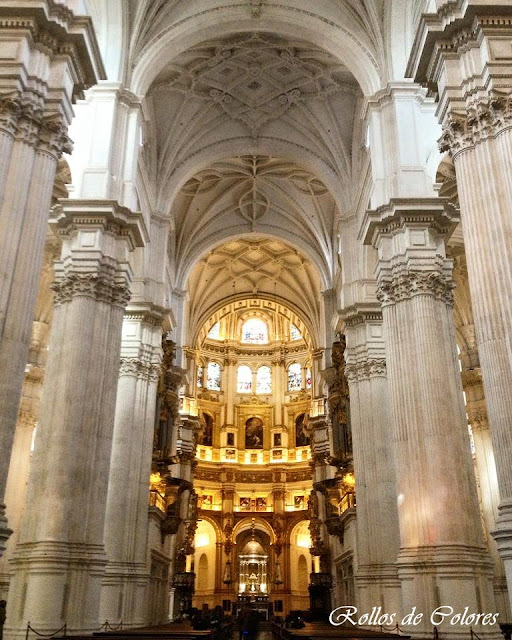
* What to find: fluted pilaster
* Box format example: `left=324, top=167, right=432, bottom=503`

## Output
left=100, top=308, right=163, bottom=627
left=342, top=305, right=402, bottom=622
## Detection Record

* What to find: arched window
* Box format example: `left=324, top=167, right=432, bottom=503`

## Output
left=207, top=321, right=221, bottom=340
left=256, top=365, right=272, bottom=394
left=206, top=362, right=221, bottom=391
left=241, top=318, right=268, bottom=344
left=290, top=324, right=302, bottom=341
left=237, top=365, right=253, bottom=393
left=288, top=362, right=302, bottom=391
left=306, top=367, right=312, bottom=390
left=197, top=365, right=204, bottom=388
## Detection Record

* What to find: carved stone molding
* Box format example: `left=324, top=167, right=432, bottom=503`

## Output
left=0, top=92, right=22, bottom=138
left=0, top=503, right=13, bottom=555
left=51, top=272, right=131, bottom=308
left=37, top=112, right=73, bottom=158
left=467, top=409, right=489, bottom=431
left=119, top=358, right=161, bottom=382
left=439, top=92, right=512, bottom=158
left=377, top=271, right=454, bottom=307
left=345, top=359, right=387, bottom=382
left=0, top=93, right=71, bottom=157
left=249, top=0, right=265, bottom=18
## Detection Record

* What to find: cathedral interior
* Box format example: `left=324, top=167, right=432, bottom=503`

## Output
left=1, top=2, right=512, bottom=640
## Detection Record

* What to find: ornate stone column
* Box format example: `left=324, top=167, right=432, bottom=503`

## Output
left=408, top=4, right=512, bottom=610
left=342, top=305, right=402, bottom=621
left=362, top=199, right=499, bottom=639
left=0, top=318, right=51, bottom=596
left=0, top=2, right=104, bottom=555
left=5, top=201, right=146, bottom=639
left=100, top=308, right=163, bottom=627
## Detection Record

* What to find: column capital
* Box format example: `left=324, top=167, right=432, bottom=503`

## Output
left=345, top=359, right=387, bottom=383
left=49, top=200, right=148, bottom=308
left=119, top=358, right=161, bottom=382
left=407, top=2, right=512, bottom=155
left=361, top=198, right=459, bottom=307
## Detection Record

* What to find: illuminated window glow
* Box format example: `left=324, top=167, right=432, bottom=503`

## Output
left=208, top=321, right=221, bottom=340
left=242, top=318, right=268, bottom=344
left=256, top=365, right=272, bottom=394
left=237, top=365, right=253, bottom=393
left=290, top=324, right=302, bottom=341
left=197, top=365, right=204, bottom=388
left=297, top=533, right=312, bottom=548
left=206, top=362, right=221, bottom=391
left=195, top=533, right=210, bottom=548
left=288, top=362, right=302, bottom=391
left=306, top=367, right=312, bottom=389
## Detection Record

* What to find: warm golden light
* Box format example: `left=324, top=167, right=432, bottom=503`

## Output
left=150, top=473, right=161, bottom=486
left=296, top=533, right=312, bottom=548
left=342, top=472, right=355, bottom=488
left=195, top=533, right=210, bottom=548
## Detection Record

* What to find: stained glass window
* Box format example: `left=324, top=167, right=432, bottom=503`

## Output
left=206, top=362, right=221, bottom=391
left=306, top=367, right=312, bottom=389
left=237, top=365, right=253, bottom=393
left=208, top=321, right=221, bottom=340
left=256, top=365, right=272, bottom=394
left=290, top=324, right=302, bottom=341
left=288, top=362, right=302, bottom=391
left=241, top=318, right=268, bottom=344
left=197, top=365, right=204, bottom=388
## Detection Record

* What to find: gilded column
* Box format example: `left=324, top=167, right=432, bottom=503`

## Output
left=5, top=201, right=146, bottom=639
left=100, top=308, right=163, bottom=627
left=409, top=6, right=512, bottom=611
left=342, top=305, right=402, bottom=621
left=362, top=199, right=499, bottom=639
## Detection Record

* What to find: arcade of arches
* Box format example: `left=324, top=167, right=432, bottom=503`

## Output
left=1, top=2, right=512, bottom=640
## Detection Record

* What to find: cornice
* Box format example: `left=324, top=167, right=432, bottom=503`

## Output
left=360, top=197, right=458, bottom=246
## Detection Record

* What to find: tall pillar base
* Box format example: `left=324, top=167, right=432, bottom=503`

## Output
left=100, top=563, right=150, bottom=628
left=5, top=541, right=107, bottom=640
left=493, top=501, right=512, bottom=619
left=356, top=564, right=402, bottom=627
left=397, top=545, right=501, bottom=640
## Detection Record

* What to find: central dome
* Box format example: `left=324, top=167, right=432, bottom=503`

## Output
left=242, top=538, right=265, bottom=555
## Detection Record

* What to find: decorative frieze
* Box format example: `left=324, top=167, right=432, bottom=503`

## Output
left=195, top=469, right=221, bottom=482
left=234, top=471, right=273, bottom=483
left=285, top=469, right=312, bottom=482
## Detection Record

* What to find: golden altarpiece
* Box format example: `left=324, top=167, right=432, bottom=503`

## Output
left=148, top=299, right=354, bottom=616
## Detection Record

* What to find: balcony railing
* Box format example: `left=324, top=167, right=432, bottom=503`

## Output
left=149, top=490, right=166, bottom=512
